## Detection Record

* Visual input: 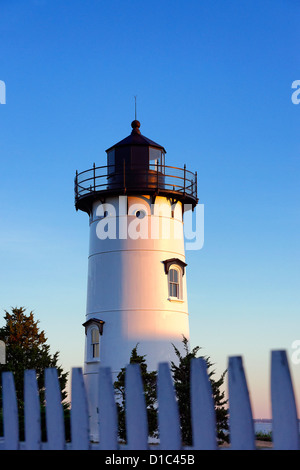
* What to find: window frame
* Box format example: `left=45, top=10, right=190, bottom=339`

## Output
left=107, top=149, right=115, bottom=175
left=168, top=265, right=183, bottom=301
left=91, top=327, right=100, bottom=360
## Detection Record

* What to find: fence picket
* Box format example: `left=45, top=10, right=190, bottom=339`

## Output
left=98, top=367, right=119, bottom=450
left=45, top=368, right=65, bottom=450
left=271, top=350, right=300, bottom=450
left=228, top=356, right=255, bottom=450
left=71, top=368, right=90, bottom=449
left=24, top=370, right=41, bottom=450
left=2, top=372, right=19, bottom=450
left=157, top=362, right=181, bottom=450
left=191, top=357, right=217, bottom=450
left=125, top=364, right=148, bottom=450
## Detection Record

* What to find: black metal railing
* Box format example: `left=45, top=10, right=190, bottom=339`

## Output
left=75, top=163, right=197, bottom=206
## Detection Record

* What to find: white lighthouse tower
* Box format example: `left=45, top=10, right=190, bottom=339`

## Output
left=75, top=120, right=198, bottom=439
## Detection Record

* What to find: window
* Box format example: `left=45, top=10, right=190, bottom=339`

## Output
left=135, top=209, right=146, bottom=219
left=82, top=318, right=105, bottom=362
left=91, top=328, right=100, bottom=358
left=163, top=258, right=186, bottom=301
left=168, top=266, right=182, bottom=299
left=107, top=149, right=115, bottom=175
left=149, top=147, right=162, bottom=172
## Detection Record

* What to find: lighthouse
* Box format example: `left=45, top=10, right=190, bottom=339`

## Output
left=75, top=119, right=198, bottom=439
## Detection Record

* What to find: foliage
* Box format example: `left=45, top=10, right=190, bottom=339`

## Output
left=255, top=431, right=272, bottom=442
left=0, top=307, right=69, bottom=440
left=114, top=344, right=157, bottom=441
left=114, top=338, right=229, bottom=446
left=170, top=336, right=229, bottom=445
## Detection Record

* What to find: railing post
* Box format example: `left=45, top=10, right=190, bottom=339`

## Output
left=190, top=358, right=217, bottom=450
left=195, top=171, right=197, bottom=198
left=93, top=163, right=96, bottom=191
left=2, top=372, right=19, bottom=450
left=183, top=164, right=186, bottom=195
left=228, top=356, right=255, bottom=450
left=157, top=363, right=181, bottom=450
left=70, top=368, right=90, bottom=450
left=271, top=350, right=300, bottom=450
left=75, top=170, right=78, bottom=201
left=98, top=367, right=119, bottom=450
left=45, top=368, right=65, bottom=450
left=125, top=364, right=148, bottom=450
left=24, top=370, right=41, bottom=450
left=157, top=162, right=159, bottom=192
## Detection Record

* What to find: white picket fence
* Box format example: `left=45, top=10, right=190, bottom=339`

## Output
left=0, top=349, right=299, bottom=450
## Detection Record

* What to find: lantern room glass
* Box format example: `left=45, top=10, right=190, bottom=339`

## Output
left=149, top=147, right=165, bottom=173
left=107, top=149, right=115, bottom=175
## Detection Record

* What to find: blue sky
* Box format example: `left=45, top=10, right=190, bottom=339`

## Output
left=0, top=0, right=299, bottom=418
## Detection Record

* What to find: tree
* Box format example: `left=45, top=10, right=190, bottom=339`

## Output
left=170, top=336, right=229, bottom=445
left=0, top=307, right=68, bottom=409
left=114, top=344, right=157, bottom=441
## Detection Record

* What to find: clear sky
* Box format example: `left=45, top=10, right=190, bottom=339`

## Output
left=0, top=0, right=299, bottom=419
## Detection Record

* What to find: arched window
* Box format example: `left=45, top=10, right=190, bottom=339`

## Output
left=168, top=265, right=182, bottom=300
left=163, top=258, right=186, bottom=301
left=91, top=327, right=100, bottom=359
left=82, top=318, right=105, bottom=363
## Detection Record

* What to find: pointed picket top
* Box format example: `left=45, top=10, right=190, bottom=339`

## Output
left=71, top=368, right=90, bottom=450
left=45, top=368, right=65, bottom=450
left=271, top=350, right=300, bottom=450
left=2, top=372, right=19, bottom=450
left=125, top=363, right=149, bottom=450
left=190, top=357, right=217, bottom=450
left=157, top=362, right=181, bottom=450
left=24, top=370, right=41, bottom=450
left=228, top=356, right=255, bottom=450
left=98, top=367, right=119, bottom=450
